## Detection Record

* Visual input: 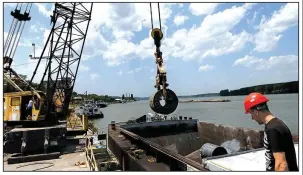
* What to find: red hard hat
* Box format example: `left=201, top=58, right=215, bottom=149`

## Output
left=244, top=92, right=269, bottom=114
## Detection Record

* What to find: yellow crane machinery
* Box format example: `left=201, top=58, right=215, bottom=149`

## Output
left=4, top=91, right=46, bottom=122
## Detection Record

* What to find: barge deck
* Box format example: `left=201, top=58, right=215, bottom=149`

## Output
left=107, top=116, right=299, bottom=171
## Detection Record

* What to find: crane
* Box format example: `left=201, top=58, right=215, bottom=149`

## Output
left=4, top=2, right=175, bottom=124
left=4, top=2, right=93, bottom=126
left=4, top=2, right=93, bottom=159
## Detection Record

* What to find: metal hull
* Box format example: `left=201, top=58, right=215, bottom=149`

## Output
left=107, top=117, right=298, bottom=171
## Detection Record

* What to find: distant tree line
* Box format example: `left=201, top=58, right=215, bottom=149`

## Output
left=220, top=81, right=299, bottom=96
left=72, top=91, right=117, bottom=102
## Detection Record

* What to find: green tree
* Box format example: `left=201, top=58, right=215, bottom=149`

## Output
left=18, top=74, right=27, bottom=80
left=72, top=91, right=78, bottom=96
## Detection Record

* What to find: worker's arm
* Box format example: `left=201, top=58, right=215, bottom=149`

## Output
left=273, top=152, right=288, bottom=171
left=267, top=128, right=288, bottom=171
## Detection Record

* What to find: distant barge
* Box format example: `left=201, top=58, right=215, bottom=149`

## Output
left=107, top=115, right=298, bottom=171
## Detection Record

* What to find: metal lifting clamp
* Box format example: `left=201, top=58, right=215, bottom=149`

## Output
left=148, top=4, right=178, bottom=115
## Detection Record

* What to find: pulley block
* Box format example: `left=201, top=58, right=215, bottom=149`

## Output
left=149, top=88, right=178, bottom=115
left=151, top=28, right=163, bottom=48
left=151, top=28, right=163, bottom=40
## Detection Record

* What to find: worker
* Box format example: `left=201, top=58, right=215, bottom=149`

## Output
left=244, top=92, right=298, bottom=171
left=26, top=98, right=33, bottom=119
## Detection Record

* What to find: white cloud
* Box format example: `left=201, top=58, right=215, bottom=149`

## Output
left=117, top=70, right=123, bottom=76
left=126, top=66, right=146, bottom=75
left=199, top=64, right=214, bottom=72
left=82, top=3, right=176, bottom=66
left=247, top=11, right=258, bottom=25
left=90, top=73, right=99, bottom=80
left=79, top=64, right=90, bottom=71
left=103, top=40, right=137, bottom=66
left=174, top=15, right=188, bottom=26
left=29, top=25, right=39, bottom=33
left=34, top=3, right=54, bottom=17
left=162, top=3, right=254, bottom=62
left=200, top=31, right=252, bottom=58
left=233, top=55, right=264, bottom=67
left=233, top=55, right=298, bottom=70
left=135, top=67, right=142, bottom=72
left=254, top=3, right=298, bottom=52
left=189, top=3, right=219, bottom=16
left=88, top=3, right=173, bottom=40
left=127, top=70, right=133, bottom=74
left=29, top=23, right=47, bottom=33
left=18, top=38, right=34, bottom=47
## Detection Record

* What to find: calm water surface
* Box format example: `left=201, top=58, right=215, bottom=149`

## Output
left=91, top=94, right=299, bottom=135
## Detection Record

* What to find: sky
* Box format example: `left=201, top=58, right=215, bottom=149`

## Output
left=3, top=2, right=299, bottom=97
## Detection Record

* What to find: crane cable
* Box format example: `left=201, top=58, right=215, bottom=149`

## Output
left=149, top=3, right=162, bottom=31
left=11, top=3, right=33, bottom=59
left=149, top=3, right=168, bottom=103
left=4, top=3, right=33, bottom=60
left=3, top=3, right=22, bottom=51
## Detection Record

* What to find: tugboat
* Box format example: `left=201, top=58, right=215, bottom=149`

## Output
left=74, top=100, right=104, bottom=119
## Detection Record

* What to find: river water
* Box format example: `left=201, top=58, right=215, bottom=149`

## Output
left=91, top=94, right=299, bottom=135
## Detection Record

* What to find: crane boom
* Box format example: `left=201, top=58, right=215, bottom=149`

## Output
left=28, top=3, right=93, bottom=121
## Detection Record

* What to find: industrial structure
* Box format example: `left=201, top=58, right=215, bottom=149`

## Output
left=3, top=2, right=95, bottom=164
left=3, top=1, right=178, bottom=168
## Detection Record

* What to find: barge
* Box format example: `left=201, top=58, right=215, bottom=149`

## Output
left=180, top=99, right=230, bottom=103
left=107, top=114, right=299, bottom=171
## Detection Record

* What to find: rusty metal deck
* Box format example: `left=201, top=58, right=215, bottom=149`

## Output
left=108, top=119, right=207, bottom=171
left=107, top=118, right=296, bottom=171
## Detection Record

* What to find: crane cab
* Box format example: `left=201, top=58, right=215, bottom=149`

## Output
left=4, top=91, right=47, bottom=122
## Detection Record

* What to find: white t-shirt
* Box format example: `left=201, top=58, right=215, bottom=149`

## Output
left=28, top=100, right=33, bottom=108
